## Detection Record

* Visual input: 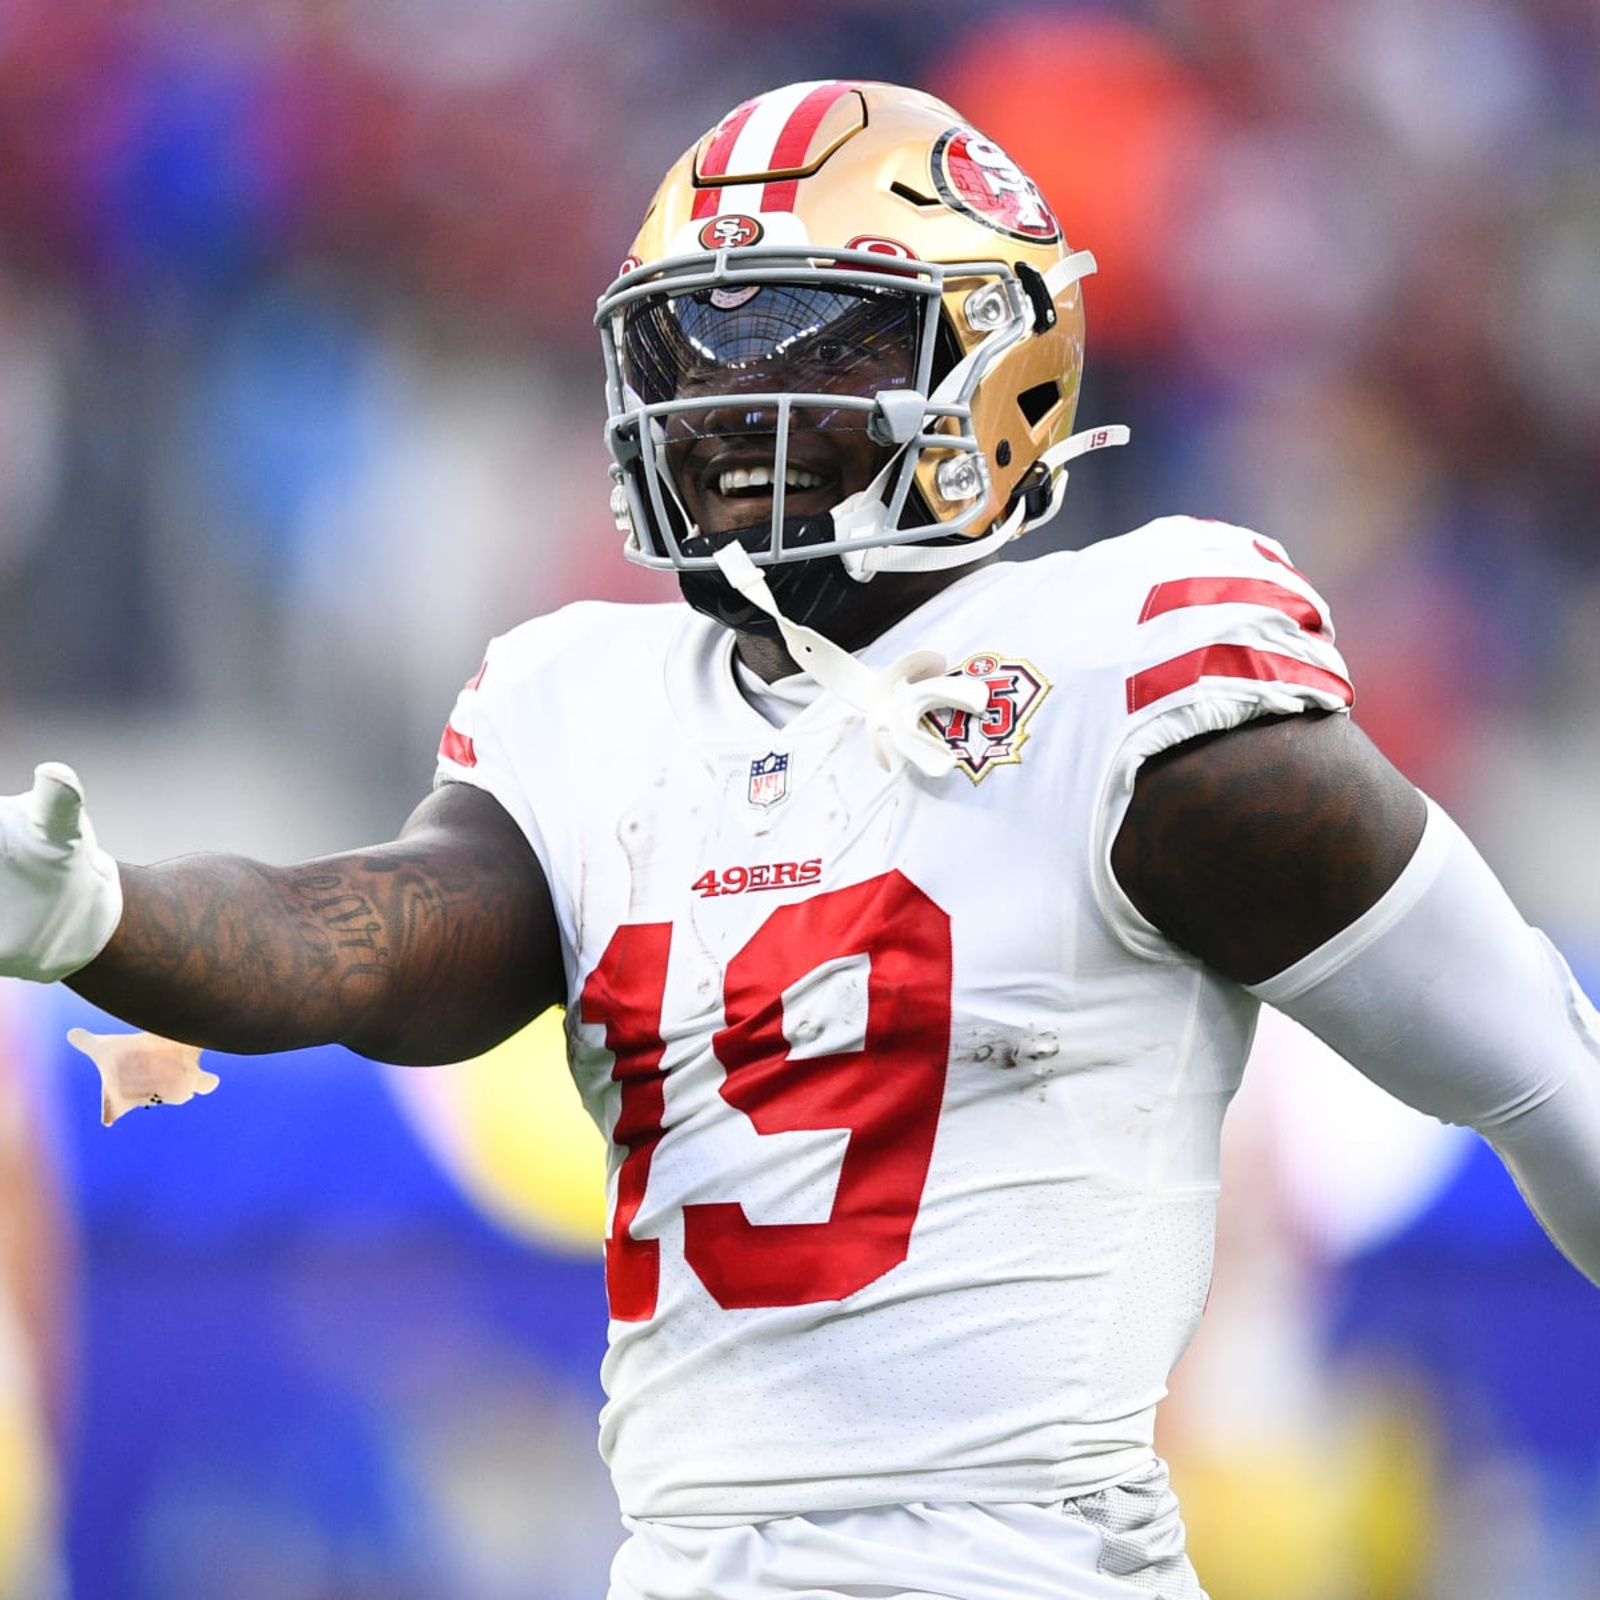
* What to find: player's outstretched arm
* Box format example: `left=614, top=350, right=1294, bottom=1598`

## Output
left=65, top=780, right=563, bottom=1067
left=1114, top=712, right=1600, bottom=1285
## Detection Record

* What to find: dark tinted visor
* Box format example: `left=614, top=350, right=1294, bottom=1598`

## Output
left=621, top=283, right=919, bottom=407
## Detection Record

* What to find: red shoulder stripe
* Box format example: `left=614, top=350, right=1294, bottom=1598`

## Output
left=1138, top=575, right=1324, bottom=632
left=438, top=723, right=477, bottom=767
left=1126, top=645, right=1353, bottom=714
left=1252, top=539, right=1311, bottom=583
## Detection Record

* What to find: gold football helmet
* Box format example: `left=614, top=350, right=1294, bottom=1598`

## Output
left=595, top=80, right=1123, bottom=629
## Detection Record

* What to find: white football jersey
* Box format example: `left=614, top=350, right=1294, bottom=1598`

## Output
left=436, top=516, right=1353, bottom=1524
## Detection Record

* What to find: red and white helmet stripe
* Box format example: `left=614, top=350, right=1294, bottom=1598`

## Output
left=692, top=80, right=860, bottom=219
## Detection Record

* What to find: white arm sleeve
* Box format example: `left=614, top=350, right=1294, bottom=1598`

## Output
left=1247, top=797, right=1600, bottom=1285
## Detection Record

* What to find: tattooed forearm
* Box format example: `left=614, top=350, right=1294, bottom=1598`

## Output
left=1111, top=712, right=1427, bottom=984
left=66, top=785, right=562, bottom=1065
left=293, top=875, right=388, bottom=965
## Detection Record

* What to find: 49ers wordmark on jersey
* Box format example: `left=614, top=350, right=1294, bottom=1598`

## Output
left=921, top=652, right=1050, bottom=782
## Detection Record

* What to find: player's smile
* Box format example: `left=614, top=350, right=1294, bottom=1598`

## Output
left=674, top=428, right=889, bottom=539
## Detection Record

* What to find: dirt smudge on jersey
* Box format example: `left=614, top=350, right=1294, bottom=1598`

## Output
left=955, top=1024, right=1061, bottom=1074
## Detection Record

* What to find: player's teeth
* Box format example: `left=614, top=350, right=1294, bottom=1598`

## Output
left=718, top=466, right=773, bottom=494
left=717, top=465, right=826, bottom=495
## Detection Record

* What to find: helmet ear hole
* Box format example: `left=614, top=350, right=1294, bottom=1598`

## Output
left=1017, top=380, right=1061, bottom=428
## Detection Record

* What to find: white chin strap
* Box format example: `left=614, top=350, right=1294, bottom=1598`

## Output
left=711, top=543, right=989, bottom=779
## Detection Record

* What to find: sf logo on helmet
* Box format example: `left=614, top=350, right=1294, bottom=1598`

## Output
left=698, top=214, right=765, bottom=250
left=932, top=128, right=1062, bottom=244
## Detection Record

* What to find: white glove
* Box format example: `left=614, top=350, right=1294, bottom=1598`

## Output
left=0, top=763, right=123, bottom=982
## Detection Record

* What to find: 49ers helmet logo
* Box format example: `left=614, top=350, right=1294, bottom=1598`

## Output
left=698, top=213, right=765, bottom=250
left=931, top=128, right=1062, bottom=244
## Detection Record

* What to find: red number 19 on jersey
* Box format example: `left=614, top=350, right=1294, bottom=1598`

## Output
left=579, top=871, right=953, bottom=1316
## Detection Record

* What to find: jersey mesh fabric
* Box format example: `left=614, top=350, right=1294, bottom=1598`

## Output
left=1059, top=1458, right=1205, bottom=1597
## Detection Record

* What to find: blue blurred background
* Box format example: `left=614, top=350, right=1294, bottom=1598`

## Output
left=0, top=1, right=1597, bottom=1596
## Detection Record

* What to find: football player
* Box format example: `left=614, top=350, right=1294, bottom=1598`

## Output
left=3, top=81, right=1598, bottom=1600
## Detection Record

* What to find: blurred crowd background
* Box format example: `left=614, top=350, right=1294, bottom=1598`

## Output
left=0, top=0, right=1597, bottom=1597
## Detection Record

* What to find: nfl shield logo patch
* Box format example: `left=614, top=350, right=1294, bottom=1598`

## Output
left=747, top=751, right=790, bottom=808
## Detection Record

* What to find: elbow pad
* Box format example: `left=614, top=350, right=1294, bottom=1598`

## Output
left=1247, top=798, right=1600, bottom=1284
